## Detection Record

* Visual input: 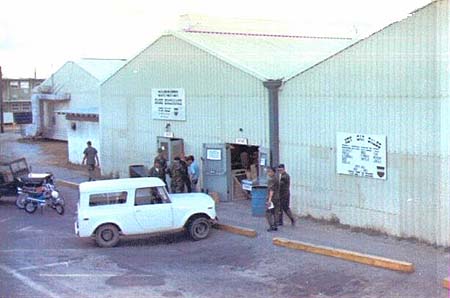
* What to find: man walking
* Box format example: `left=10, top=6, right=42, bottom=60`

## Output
left=265, top=167, right=280, bottom=232
left=277, top=164, right=295, bottom=226
left=82, top=141, right=99, bottom=181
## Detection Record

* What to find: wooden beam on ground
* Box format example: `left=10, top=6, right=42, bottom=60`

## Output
left=56, top=179, right=79, bottom=189
left=443, top=278, right=449, bottom=289
left=215, top=224, right=257, bottom=238
left=273, top=237, right=414, bottom=273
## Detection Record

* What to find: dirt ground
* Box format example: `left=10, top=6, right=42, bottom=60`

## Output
left=0, top=129, right=83, bottom=172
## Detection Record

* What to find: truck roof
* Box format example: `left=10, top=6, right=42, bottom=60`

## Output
left=79, top=177, right=165, bottom=193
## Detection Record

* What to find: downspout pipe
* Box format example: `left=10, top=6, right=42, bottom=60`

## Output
left=263, top=79, right=282, bottom=167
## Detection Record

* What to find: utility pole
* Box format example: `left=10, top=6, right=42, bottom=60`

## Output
left=0, top=66, right=3, bottom=133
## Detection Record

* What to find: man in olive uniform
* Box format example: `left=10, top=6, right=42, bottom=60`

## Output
left=149, top=160, right=166, bottom=184
left=277, top=164, right=295, bottom=226
left=154, top=148, right=167, bottom=175
left=168, top=157, right=186, bottom=193
left=265, top=167, right=280, bottom=232
left=82, top=141, right=99, bottom=181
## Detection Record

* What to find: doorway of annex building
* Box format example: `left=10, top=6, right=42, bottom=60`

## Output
left=202, top=143, right=269, bottom=202
left=157, top=136, right=184, bottom=163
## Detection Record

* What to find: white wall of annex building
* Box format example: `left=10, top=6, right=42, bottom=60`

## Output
left=39, top=62, right=101, bottom=141
left=67, top=121, right=100, bottom=165
left=281, top=0, right=450, bottom=246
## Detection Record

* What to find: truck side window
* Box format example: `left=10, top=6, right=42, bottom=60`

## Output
left=89, top=191, right=127, bottom=206
left=135, top=187, right=170, bottom=205
left=135, top=187, right=163, bottom=205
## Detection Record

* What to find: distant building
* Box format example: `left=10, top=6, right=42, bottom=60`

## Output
left=1, top=78, right=44, bottom=123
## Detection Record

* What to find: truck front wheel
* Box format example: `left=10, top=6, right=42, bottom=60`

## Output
left=188, top=217, right=211, bottom=241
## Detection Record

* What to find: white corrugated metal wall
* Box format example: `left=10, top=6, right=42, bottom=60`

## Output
left=100, top=35, right=269, bottom=177
left=280, top=0, right=450, bottom=245
left=39, top=62, right=101, bottom=141
left=67, top=120, right=100, bottom=165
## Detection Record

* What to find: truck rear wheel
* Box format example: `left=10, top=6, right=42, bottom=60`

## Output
left=95, top=224, right=120, bottom=247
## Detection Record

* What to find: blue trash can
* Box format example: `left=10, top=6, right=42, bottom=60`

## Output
left=251, top=186, right=267, bottom=217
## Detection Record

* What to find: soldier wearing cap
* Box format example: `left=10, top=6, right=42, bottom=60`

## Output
left=266, top=166, right=280, bottom=232
left=277, top=164, right=295, bottom=226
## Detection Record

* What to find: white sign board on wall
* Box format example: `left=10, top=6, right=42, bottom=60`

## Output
left=151, top=88, right=186, bottom=121
left=336, top=132, right=387, bottom=180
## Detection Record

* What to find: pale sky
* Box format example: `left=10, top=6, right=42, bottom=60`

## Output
left=0, top=0, right=431, bottom=79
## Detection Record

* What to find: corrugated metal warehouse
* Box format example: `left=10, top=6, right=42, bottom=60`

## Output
left=99, top=1, right=450, bottom=245
left=280, top=0, right=450, bottom=246
left=100, top=30, right=353, bottom=184
left=32, top=58, right=126, bottom=163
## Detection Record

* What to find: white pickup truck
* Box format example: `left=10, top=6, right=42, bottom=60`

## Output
left=75, top=177, right=217, bottom=247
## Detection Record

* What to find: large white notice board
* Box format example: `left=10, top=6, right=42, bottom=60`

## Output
left=151, top=88, right=186, bottom=121
left=336, top=132, right=387, bottom=180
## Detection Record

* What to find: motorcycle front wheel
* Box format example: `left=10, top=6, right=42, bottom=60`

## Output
left=55, top=204, right=64, bottom=215
left=15, top=194, right=27, bottom=209
left=24, top=201, right=37, bottom=213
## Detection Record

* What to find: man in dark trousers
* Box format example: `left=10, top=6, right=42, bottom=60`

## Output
left=265, top=167, right=280, bottom=232
left=82, top=141, right=99, bottom=181
left=277, top=164, right=295, bottom=226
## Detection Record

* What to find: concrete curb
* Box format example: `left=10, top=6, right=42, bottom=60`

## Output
left=443, top=278, right=449, bottom=289
left=56, top=179, right=79, bottom=189
left=214, top=224, right=257, bottom=238
left=273, top=237, right=415, bottom=273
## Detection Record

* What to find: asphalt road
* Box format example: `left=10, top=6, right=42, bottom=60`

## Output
left=0, top=186, right=448, bottom=298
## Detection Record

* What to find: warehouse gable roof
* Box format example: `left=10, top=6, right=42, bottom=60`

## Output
left=285, top=1, right=438, bottom=82
left=170, top=30, right=355, bottom=81
left=74, top=58, right=127, bottom=82
left=42, top=58, right=127, bottom=87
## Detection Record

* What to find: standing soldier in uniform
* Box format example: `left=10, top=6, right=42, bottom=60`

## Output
left=265, top=167, right=280, bottom=232
left=82, top=141, right=99, bottom=181
left=154, top=149, right=167, bottom=172
left=168, top=157, right=186, bottom=193
left=277, top=164, right=295, bottom=226
left=179, top=154, right=191, bottom=193
left=149, top=160, right=166, bottom=183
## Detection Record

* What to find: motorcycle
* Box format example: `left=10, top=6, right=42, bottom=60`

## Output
left=15, top=173, right=55, bottom=209
left=21, top=183, right=65, bottom=215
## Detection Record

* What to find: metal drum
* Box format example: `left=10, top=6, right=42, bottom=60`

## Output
left=251, top=186, right=267, bottom=217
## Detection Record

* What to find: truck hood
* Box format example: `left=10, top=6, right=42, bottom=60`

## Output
left=169, top=193, right=215, bottom=208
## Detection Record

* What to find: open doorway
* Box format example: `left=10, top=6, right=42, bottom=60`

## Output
left=202, top=143, right=268, bottom=202
left=229, top=144, right=259, bottom=200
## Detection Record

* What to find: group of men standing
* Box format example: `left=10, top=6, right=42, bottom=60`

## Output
left=265, top=164, right=296, bottom=232
left=81, top=143, right=295, bottom=232
left=149, top=148, right=199, bottom=193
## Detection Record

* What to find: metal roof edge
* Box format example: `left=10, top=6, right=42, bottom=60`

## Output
left=101, top=35, right=167, bottom=86
left=75, top=59, right=127, bottom=85
left=170, top=30, right=269, bottom=81
left=40, top=61, right=74, bottom=86
left=285, top=1, right=436, bottom=83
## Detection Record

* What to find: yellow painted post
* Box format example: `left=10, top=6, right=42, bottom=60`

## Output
left=215, top=224, right=257, bottom=238
left=273, top=237, right=414, bottom=273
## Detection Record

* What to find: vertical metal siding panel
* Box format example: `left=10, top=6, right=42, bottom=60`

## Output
left=281, top=1, right=448, bottom=244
